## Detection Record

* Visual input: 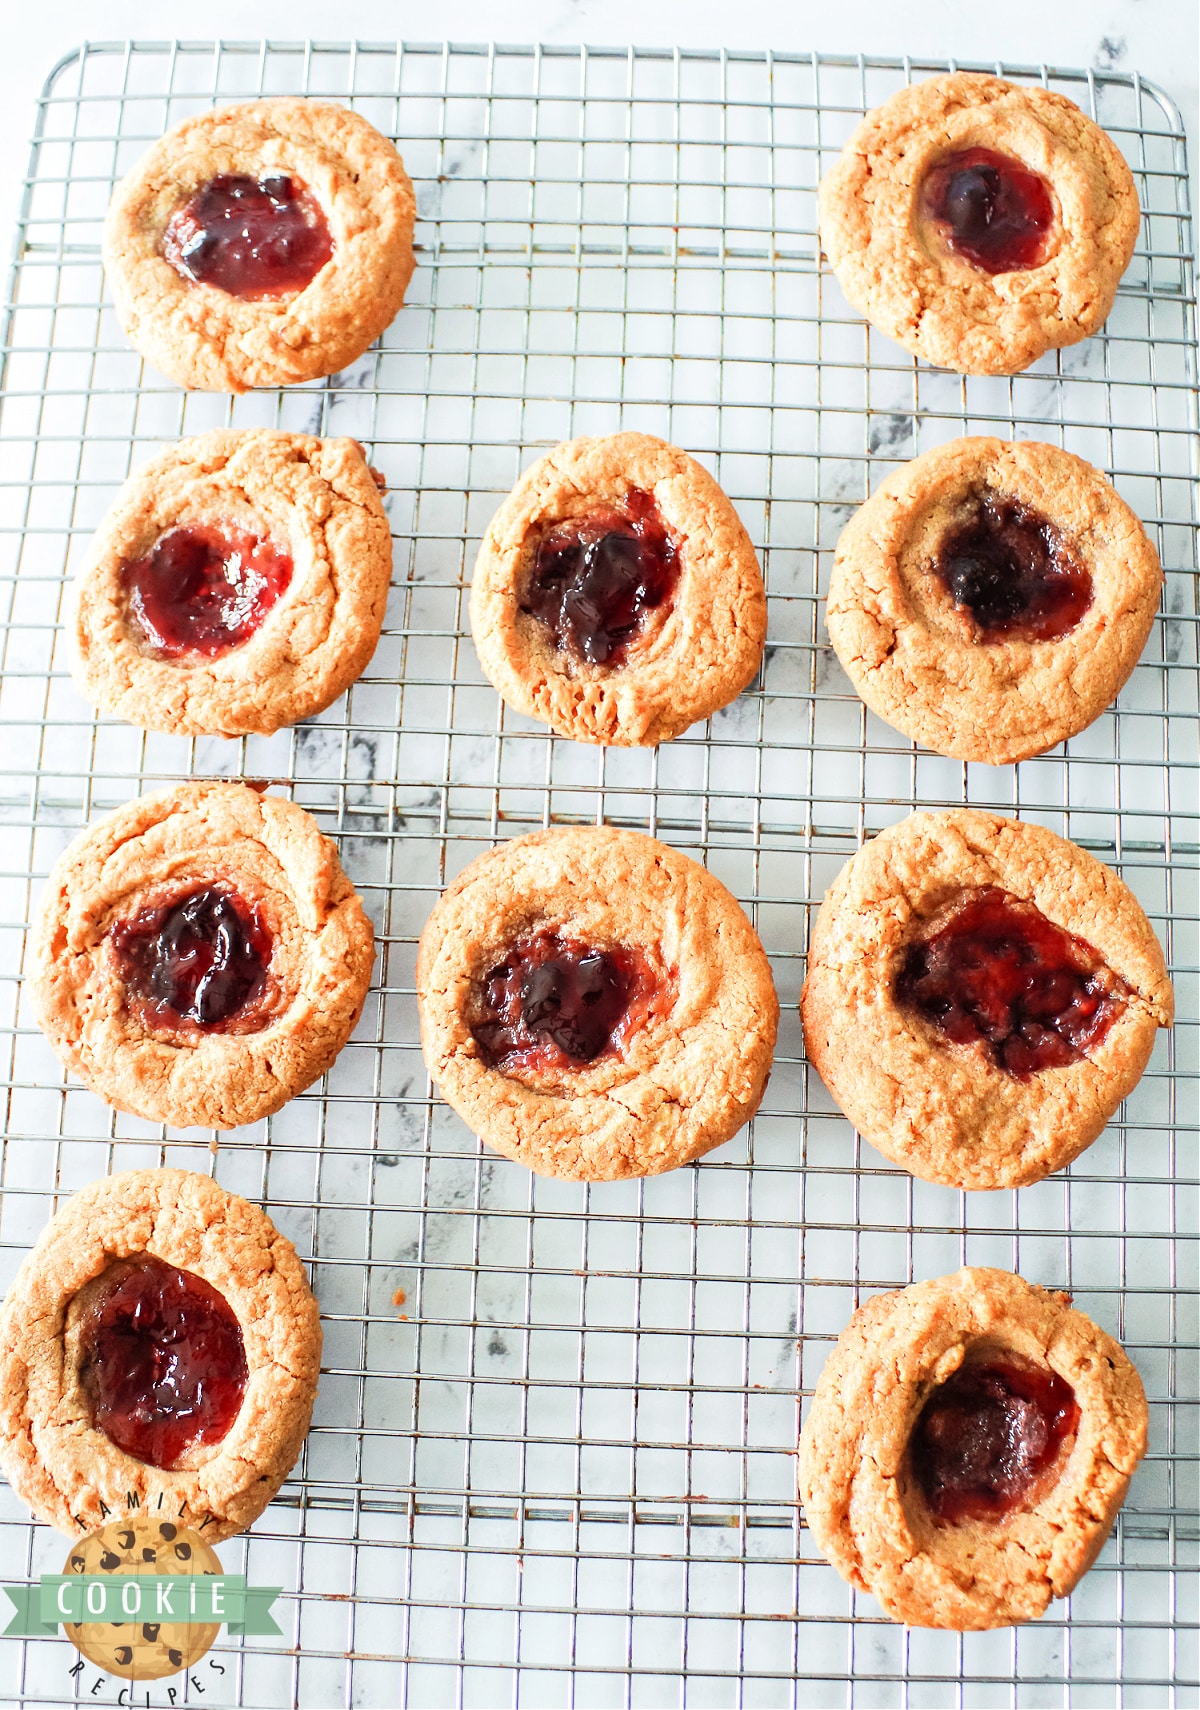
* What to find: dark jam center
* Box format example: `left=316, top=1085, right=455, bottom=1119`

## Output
left=122, top=524, right=292, bottom=659
left=162, top=172, right=333, bottom=300
left=922, top=146, right=1055, bottom=274
left=910, top=1359, right=1080, bottom=1524
left=472, top=930, right=653, bottom=1073
left=520, top=487, right=680, bottom=666
left=110, top=884, right=272, bottom=1032
left=78, top=1255, right=248, bottom=1471
left=895, top=887, right=1127, bottom=1080
left=934, top=492, right=1092, bottom=643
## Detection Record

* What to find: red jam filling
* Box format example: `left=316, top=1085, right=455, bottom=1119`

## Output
left=77, top=1255, right=248, bottom=1470
left=110, top=884, right=274, bottom=1034
left=471, top=929, right=667, bottom=1076
left=934, top=492, right=1092, bottom=642
left=910, top=1358, right=1080, bottom=1524
left=921, top=146, right=1055, bottom=274
left=520, top=488, right=681, bottom=666
left=895, top=887, right=1128, bottom=1079
left=162, top=172, right=333, bottom=300
left=122, top=523, right=292, bottom=659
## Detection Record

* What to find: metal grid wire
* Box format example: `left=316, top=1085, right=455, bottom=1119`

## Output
left=0, top=38, right=1195, bottom=1708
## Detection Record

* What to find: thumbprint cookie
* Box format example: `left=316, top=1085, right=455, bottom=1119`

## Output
left=72, top=429, right=392, bottom=737
left=0, top=1169, right=321, bottom=1541
left=801, top=809, right=1172, bottom=1190
left=417, top=825, right=778, bottom=1178
left=827, top=438, right=1161, bottom=765
left=799, top=1267, right=1148, bottom=1628
left=470, top=433, right=766, bottom=746
left=104, top=98, right=416, bottom=391
left=819, top=73, right=1140, bottom=374
left=28, top=781, right=375, bottom=1130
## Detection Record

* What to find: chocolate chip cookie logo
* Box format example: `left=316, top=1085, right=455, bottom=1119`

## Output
left=2, top=1514, right=281, bottom=1682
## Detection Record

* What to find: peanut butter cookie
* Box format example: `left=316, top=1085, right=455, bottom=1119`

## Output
left=470, top=433, right=767, bottom=746
left=801, top=809, right=1173, bottom=1190
left=417, top=826, right=778, bottom=1178
left=819, top=73, right=1140, bottom=374
left=104, top=98, right=416, bottom=391
left=0, top=1169, right=321, bottom=1541
left=28, top=781, right=375, bottom=1130
left=827, top=438, right=1162, bottom=765
left=799, top=1267, right=1148, bottom=1629
left=72, top=430, right=392, bottom=737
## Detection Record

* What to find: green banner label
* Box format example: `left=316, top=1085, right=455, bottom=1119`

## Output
left=2, top=1574, right=281, bottom=1637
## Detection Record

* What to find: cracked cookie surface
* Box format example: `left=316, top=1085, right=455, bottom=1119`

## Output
left=800, top=809, right=1172, bottom=1190
left=827, top=438, right=1161, bottom=765
left=104, top=98, right=415, bottom=392
left=29, top=781, right=375, bottom=1130
left=469, top=433, right=767, bottom=746
left=819, top=73, right=1140, bottom=374
left=417, top=826, right=779, bottom=1179
left=798, top=1267, right=1148, bottom=1629
left=0, top=1169, right=322, bottom=1541
left=72, top=430, right=392, bottom=737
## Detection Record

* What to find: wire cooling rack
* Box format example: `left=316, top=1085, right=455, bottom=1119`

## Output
left=0, top=38, right=1196, bottom=1709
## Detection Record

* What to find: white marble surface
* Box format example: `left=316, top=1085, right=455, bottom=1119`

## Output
left=0, top=13, right=1194, bottom=1706
left=0, top=0, right=1196, bottom=249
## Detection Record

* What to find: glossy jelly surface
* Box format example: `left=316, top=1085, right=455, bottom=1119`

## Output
left=922, top=146, right=1055, bottom=274
left=162, top=172, right=333, bottom=300
left=78, top=1254, right=248, bottom=1470
left=910, top=1358, right=1080, bottom=1523
left=895, top=887, right=1127, bottom=1079
left=472, top=929, right=664, bottom=1076
left=934, top=492, right=1092, bottom=642
left=122, top=524, right=292, bottom=659
left=520, top=488, right=680, bottom=665
left=110, top=884, right=273, bottom=1034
